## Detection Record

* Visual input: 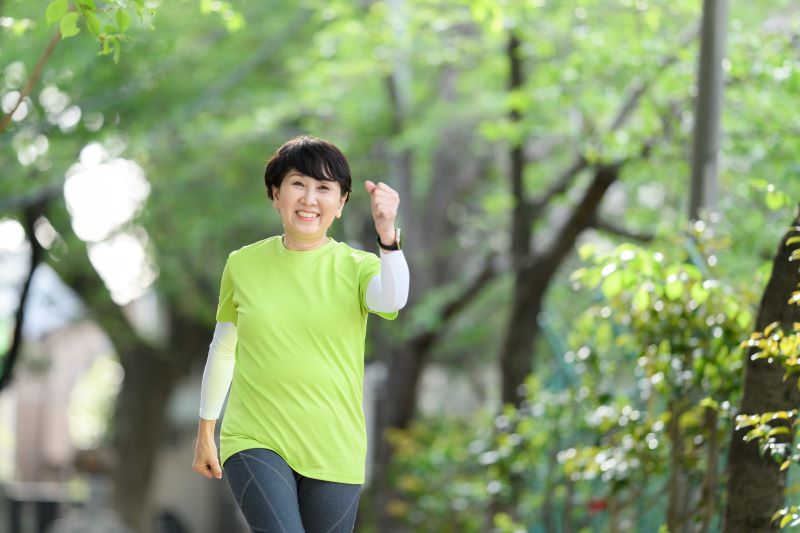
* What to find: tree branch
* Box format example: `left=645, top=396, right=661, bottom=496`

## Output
left=0, top=29, right=61, bottom=134
left=529, top=24, right=699, bottom=220
left=530, top=155, right=589, bottom=214
left=410, top=252, right=500, bottom=350
left=610, top=24, right=698, bottom=131
left=530, top=136, right=658, bottom=278
left=588, top=215, right=655, bottom=242
left=507, top=32, right=530, bottom=266
left=0, top=183, right=62, bottom=214
left=534, top=161, right=623, bottom=276
left=0, top=204, right=46, bottom=391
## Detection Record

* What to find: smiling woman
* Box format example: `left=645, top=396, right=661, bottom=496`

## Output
left=270, top=172, right=348, bottom=251
left=192, top=135, right=410, bottom=533
left=265, top=136, right=352, bottom=252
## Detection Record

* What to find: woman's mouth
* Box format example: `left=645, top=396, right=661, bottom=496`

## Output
left=296, top=210, right=319, bottom=222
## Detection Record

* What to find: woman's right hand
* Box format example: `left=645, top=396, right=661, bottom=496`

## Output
left=192, top=436, right=223, bottom=479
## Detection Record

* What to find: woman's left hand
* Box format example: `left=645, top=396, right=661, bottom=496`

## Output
left=364, top=180, right=400, bottom=245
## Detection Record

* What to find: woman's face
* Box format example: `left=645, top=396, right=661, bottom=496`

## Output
left=272, top=170, right=347, bottom=243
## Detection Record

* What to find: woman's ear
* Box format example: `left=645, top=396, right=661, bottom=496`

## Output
left=271, top=187, right=281, bottom=213
left=336, top=192, right=348, bottom=218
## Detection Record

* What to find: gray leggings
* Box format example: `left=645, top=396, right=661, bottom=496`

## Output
left=224, top=449, right=362, bottom=533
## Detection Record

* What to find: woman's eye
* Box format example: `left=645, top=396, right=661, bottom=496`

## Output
left=292, top=181, right=303, bottom=186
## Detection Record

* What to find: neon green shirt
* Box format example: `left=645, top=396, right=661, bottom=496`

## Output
left=216, top=235, right=397, bottom=484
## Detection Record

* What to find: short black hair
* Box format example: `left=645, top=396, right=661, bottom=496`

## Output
left=264, top=135, right=352, bottom=202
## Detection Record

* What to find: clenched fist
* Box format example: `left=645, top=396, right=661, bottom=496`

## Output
left=364, top=180, right=400, bottom=246
left=192, top=436, right=223, bottom=480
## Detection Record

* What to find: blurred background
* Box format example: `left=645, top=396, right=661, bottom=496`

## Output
left=1, top=0, right=800, bottom=532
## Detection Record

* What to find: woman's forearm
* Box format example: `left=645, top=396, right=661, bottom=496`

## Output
left=197, top=417, right=217, bottom=440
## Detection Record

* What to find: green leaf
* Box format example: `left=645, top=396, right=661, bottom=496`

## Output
left=577, top=243, right=596, bottom=262
left=85, top=12, right=100, bottom=34
left=46, top=0, right=69, bottom=26
left=76, top=0, right=95, bottom=8
left=765, top=321, right=781, bottom=337
left=690, top=283, right=709, bottom=305
left=699, top=397, right=719, bottom=410
left=768, top=426, right=790, bottom=438
left=737, top=311, right=753, bottom=330
left=116, top=9, right=131, bottom=32
left=59, top=12, right=80, bottom=38
left=113, top=39, right=121, bottom=63
left=665, top=279, right=683, bottom=301
left=767, top=190, right=786, bottom=211
left=601, top=270, right=623, bottom=300
left=633, top=286, right=650, bottom=311
left=100, top=34, right=112, bottom=54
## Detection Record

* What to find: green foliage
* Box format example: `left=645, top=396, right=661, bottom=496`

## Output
left=389, top=227, right=756, bottom=529
left=43, top=0, right=155, bottom=61
left=570, top=229, right=751, bottom=402
left=751, top=179, right=795, bottom=212
left=773, top=506, right=800, bottom=529
left=199, top=0, right=245, bottom=32
left=385, top=413, right=493, bottom=532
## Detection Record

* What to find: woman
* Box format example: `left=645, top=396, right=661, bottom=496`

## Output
left=191, top=135, right=409, bottom=532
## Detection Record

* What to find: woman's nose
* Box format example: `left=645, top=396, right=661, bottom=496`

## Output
left=302, top=188, right=318, bottom=204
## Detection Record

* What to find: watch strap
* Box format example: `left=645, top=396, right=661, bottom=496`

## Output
left=377, top=227, right=401, bottom=251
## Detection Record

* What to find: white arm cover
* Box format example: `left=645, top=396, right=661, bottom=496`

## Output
left=366, top=249, right=410, bottom=313
left=198, top=321, right=237, bottom=420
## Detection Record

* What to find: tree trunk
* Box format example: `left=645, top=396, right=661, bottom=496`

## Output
left=723, top=207, right=800, bottom=532
left=500, top=164, right=620, bottom=406
left=699, top=404, right=720, bottom=533
left=500, top=274, right=546, bottom=405
left=0, top=206, right=44, bottom=391
left=109, top=349, right=181, bottom=532
left=689, top=0, right=728, bottom=220
left=667, top=396, right=691, bottom=533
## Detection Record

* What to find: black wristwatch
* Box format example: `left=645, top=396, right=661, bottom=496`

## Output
left=377, top=227, right=402, bottom=251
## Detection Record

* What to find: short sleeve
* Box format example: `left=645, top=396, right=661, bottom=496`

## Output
left=359, top=252, right=398, bottom=321
left=215, top=259, right=237, bottom=324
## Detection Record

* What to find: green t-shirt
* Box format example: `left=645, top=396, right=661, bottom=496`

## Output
left=216, top=235, right=397, bottom=484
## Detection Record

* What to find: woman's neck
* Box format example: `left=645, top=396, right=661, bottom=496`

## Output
left=281, top=233, right=328, bottom=251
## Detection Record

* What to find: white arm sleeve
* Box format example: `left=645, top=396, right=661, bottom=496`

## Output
left=198, top=321, right=237, bottom=420
left=366, top=249, right=410, bottom=313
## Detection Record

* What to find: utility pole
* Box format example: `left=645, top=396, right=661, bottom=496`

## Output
left=689, top=0, right=728, bottom=221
